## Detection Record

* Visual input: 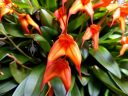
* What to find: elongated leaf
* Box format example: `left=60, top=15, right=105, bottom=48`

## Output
left=34, top=34, right=50, bottom=52
left=90, top=46, right=121, bottom=78
left=91, top=66, right=127, bottom=95
left=0, top=67, right=12, bottom=80
left=78, top=76, right=90, bottom=86
left=71, top=83, right=81, bottom=96
left=40, top=9, right=53, bottom=26
left=88, top=79, right=100, bottom=96
left=46, top=0, right=57, bottom=11
left=24, top=65, right=45, bottom=96
left=13, top=1, right=31, bottom=8
left=0, top=81, right=17, bottom=95
left=51, top=78, right=66, bottom=96
left=12, top=78, right=27, bottom=96
left=68, top=14, right=87, bottom=32
left=9, top=62, right=29, bottom=83
left=110, top=73, right=128, bottom=95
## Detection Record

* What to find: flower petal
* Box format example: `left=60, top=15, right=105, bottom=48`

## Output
left=42, top=58, right=71, bottom=92
left=66, top=41, right=82, bottom=76
left=120, top=44, right=128, bottom=56
left=48, top=39, right=65, bottom=62
left=26, top=14, right=42, bottom=35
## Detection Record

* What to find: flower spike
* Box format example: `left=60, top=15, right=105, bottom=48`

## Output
left=48, top=34, right=82, bottom=76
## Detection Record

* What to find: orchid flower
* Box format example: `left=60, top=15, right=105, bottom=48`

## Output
left=82, top=24, right=101, bottom=51
left=41, top=58, right=71, bottom=92
left=69, top=0, right=94, bottom=23
left=48, top=33, right=82, bottom=76
left=120, top=36, right=128, bottom=56
left=0, top=0, right=14, bottom=21
left=18, top=13, right=41, bottom=35
left=111, top=3, right=128, bottom=34
left=54, top=7, right=67, bottom=33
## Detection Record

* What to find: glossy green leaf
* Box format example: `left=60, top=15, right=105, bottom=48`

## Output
left=31, top=0, right=40, bottom=8
left=13, top=1, right=31, bottom=8
left=40, top=9, right=53, bottom=26
left=51, top=78, right=66, bottom=96
left=0, top=81, right=17, bottom=95
left=2, top=23, right=24, bottom=37
left=71, top=83, right=81, bottom=96
left=34, top=34, right=50, bottom=52
left=24, top=65, right=45, bottom=96
left=9, top=62, right=29, bottom=83
left=110, top=73, right=128, bottom=95
left=46, top=0, right=57, bottom=11
left=78, top=76, right=90, bottom=86
left=91, top=66, right=127, bottom=95
left=0, top=67, right=12, bottom=80
left=12, top=78, right=27, bottom=96
left=68, top=14, right=87, bottom=32
left=90, top=46, right=121, bottom=78
left=88, top=79, right=100, bottom=96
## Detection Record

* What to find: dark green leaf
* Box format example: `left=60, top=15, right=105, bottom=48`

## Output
left=71, top=83, right=81, bottom=96
left=0, top=67, right=12, bottom=80
left=46, top=0, right=57, bottom=11
left=91, top=66, right=127, bottom=95
left=24, top=65, right=45, bottom=96
left=110, top=73, right=128, bottom=95
left=9, top=62, right=29, bottom=83
left=0, top=81, right=17, bottom=95
left=88, top=79, right=100, bottom=96
left=78, top=76, right=90, bottom=86
left=90, top=46, right=121, bottom=78
left=12, top=78, right=27, bottom=96
left=34, top=34, right=50, bottom=52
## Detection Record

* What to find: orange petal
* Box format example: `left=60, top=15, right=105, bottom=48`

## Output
left=83, top=2, right=94, bottom=23
left=90, top=24, right=100, bottom=51
left=48, top=39, right=65, bottom=62
left=82, top=27, right=92, bottom=46
left=42, top=58, right=71, bottom=92
left=119, top=17, right=125, bottom=34
left=4, top=0, right=12, bottom=4
left=0, top=6, right=12, bottom=21
left=26, top=14, right=42, bottom=35
left=69, top=0, right=83, bottom=16
left=111, top=8, right=120, bottom=26
left=120, top=44, right=128, bottom=56
left=54, top=7, right=67, bottom=33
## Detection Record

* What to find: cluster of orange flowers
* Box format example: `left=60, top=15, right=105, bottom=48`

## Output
left=0, top=0, right=41, bottom=34
left=1, top=0, right=128, bottom=95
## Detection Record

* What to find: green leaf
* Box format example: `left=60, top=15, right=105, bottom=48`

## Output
left=88, top=79, right=100, bottom=96
left=46, top=0, right=57, bottom=11
left=31, top=0, right=40, bottom=8
left=51, top=78, right=66, bottom=96
left=71, top=83, right=81, bottom=96
left=40, top=9, right=53, bottom=26
left=91, top=66, right=127, bottom=95
left=0, top=81, right=17, bottom=95
left=2, top=23, right=24, bottom=37
left=0, top=67, right=12, bottom=80
left=109, top=73, right=128, bottom=95
left=68, top=14, right=87, bottom=32
left=90, top=46, right=121, bottom=78
left=13, top=1, right=31, bottom=8
left=78, top=76, right=90, bottom=86
left=12, top=78, right=27, bottom=96
left=24, top=65, right=45, bottom=96
left=9, top=62, right=29, bottom=83
left=34, top=34, right=50, bottom=52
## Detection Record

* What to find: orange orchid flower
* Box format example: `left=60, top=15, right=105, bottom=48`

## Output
left=0, top=0, right=14, bottom=21
left=54, top=7, right=67, bottom=33
left=41, top=58, right=71, bottom=92
left=69, top=0, right=94, bottom=23
left=120, top=36, right=128, bottom=56
left=82, top=24, right=101, bottom=51
left=18, top=13, right=41, bottom=35
left=111, top=3, right=128, bottom=34
left=48, top=33, right=82, bottom=76
left=93, top=0, right=113, bottom=9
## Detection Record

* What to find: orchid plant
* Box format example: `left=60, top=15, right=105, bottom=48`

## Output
left=0, top=0, right=128, bottom=96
